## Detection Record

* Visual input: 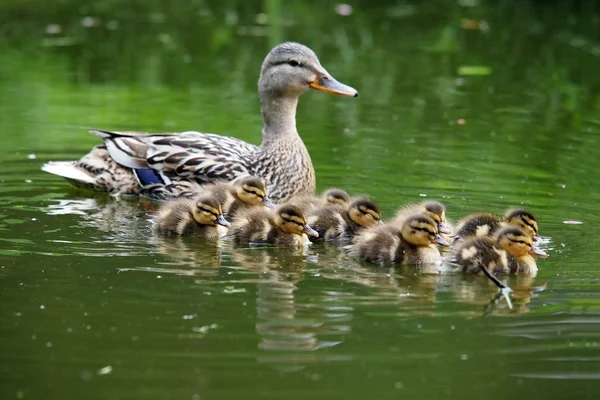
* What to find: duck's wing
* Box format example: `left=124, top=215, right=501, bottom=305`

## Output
left=91, top=129, right=258, bottom=183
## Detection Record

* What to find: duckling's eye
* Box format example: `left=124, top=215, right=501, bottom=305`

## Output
left=288, top=60, right=301, bottom=67
left=244, top=189, right=264, bottom=199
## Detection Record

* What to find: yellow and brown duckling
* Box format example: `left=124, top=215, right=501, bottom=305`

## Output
left=453, top=208, right=540, bottom=242
left=453, top=226, right=547, bottom=276
left=200, top=176, right=275, bottom=218
left=153, top=195, right=230, bottom=238
left=306, top=197, right=382, bottom=242
left=394, top=200, right=452, bottom=236
left=229, top=204, right=318, bottom=247
left=288, top=188, right=351, bottom=213
left=350, top=213, right=450, bottom=265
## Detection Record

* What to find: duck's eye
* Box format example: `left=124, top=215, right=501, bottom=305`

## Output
left=288, top=60, right=301, bottom=67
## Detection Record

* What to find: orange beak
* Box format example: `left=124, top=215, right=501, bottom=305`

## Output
left=309, top=71, right=358, bottom=97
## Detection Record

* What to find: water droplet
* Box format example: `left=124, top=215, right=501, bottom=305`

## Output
left=395, top=382, right=404, bottom=389
left=46, top=342, right=52, bottom=348
left=27, top=153, right=36, bottom=159
left=40, top=305, right=45, bottom=310
left=460, top=354, right=468, bottom=360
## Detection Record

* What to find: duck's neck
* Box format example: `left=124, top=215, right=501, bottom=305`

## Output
left=260, top=92, right=299, bottom=141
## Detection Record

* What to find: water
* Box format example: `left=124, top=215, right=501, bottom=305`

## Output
left=2, top=0, right=600, bottom=398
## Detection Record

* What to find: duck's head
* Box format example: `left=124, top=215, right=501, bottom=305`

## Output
left=235, top=177, right=275, bottom=207
left=323, top=188, right=351, bottom=207
left=192, top=196, right=230, bottom=227
left=259, top=42, right=358, bottom=98
left=420, top=201, right=451, bottom=235
left=274, top=205, right=319, bottom=238
left=504, top=208, right=540, bottom=241
left=348, top=197, right=382, bottom=228
left=495, top=226, right=547, bottom=258
left=401, top=214, right=450, bottom=247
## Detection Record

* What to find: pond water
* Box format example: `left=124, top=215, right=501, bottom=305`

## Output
left=2, top=1, right=600, bottom=399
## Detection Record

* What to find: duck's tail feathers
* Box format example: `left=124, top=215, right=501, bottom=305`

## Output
left=89, top=129, right=150, bottom=169
left=41, top=161, right=95, bottom=184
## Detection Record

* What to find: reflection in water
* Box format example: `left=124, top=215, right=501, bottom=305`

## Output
left=44, top=196, right=155, bottom=256
left=226, top=246, right=350, bottom=370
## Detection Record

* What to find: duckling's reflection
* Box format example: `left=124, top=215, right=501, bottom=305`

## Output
left=229, top=246, right=348, bottom=370
left=444, top=272, right=539, bottom=316
left=148, top=235, right=225, bottom=272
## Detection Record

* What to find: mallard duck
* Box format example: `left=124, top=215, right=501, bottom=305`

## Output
left=41, top=42, right=358, bottom=202
left=452, top=226, right=547, bottom=275
left=153, top=195, right=230, bottom=237
left=157, top=176, right=275, bottom=218
left=350, top=213, right=450, bottom=265
left=288, top=188, right=351, bottom=213
left=393, top=200, right=451, bottom=235
left=306, top=197, right=381, bottom=241
left=229, top=204, right=318, bottom=247
left=453, top=208, right=540, bottom=242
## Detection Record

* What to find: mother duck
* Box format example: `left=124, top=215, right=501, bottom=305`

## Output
left=42, top=42, right=358, bottom=202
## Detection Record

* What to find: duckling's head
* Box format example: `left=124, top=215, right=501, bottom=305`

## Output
left=504, top=208, right=540, bottom=241
left=495, top=226, right=546, bottom=257
left=235, top=177, right=275, bottom=207
left=323, top=188, right=351, bottom=207
left=420, top=201, right=451, bottom=235
left=192, top=196, right=230, bottom=227
left=401, top=214, right=450, bottom=247
left=259, top=42, right=358, bottom=98
left=274, top=205, right=319, bottom=237
left=348, top=197, right=382, bottom=228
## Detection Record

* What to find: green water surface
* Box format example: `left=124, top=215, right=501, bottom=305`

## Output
left=1, top=1, right=600, bottom=399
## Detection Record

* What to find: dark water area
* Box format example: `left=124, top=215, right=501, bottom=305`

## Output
left=1, top=0, right=600, bottom=399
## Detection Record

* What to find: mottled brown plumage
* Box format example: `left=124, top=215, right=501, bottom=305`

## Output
left=41, top=42, right=357, bottom=202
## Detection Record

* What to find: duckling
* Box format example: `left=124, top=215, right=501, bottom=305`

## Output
left=393, top=200, right=451, bottom=235
left=453, top=208, right=540, bottom=242
left=307, top=197, right=382, bottom=241
left=350, top=213, right=450, bottom=265
left=229, top=204, right=319, bottom=247
left=453, top=226, right=547, bottom=276
left=288, top=188, right=351, bottom=213
left=153, top=195, right=230, bottom=237
left=199, top=176, right=275, bottom=218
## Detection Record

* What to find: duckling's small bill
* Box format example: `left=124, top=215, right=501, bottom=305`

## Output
left=304, top=224, right=319, bottom=238
left=435, top=234, right=450, bottom=247
left=263, top=197, right=276, bottom=208
left=216, top=215, right=230, bottom=227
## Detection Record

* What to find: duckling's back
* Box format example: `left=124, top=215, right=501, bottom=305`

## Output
left=351, top=224, right=401, bottom=263
left=452, top=236, right=510, bottom=275
left=307, top=205, right=347, bottom=241
left=198, top=182, right=236, bottom=213
left=454, top=213, right=501, bottom=241
left=229, top=208, right=273, bottom=244
left=288, top=195, right=323, bottom=214
left=153, top=198, right=204, bottom=236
